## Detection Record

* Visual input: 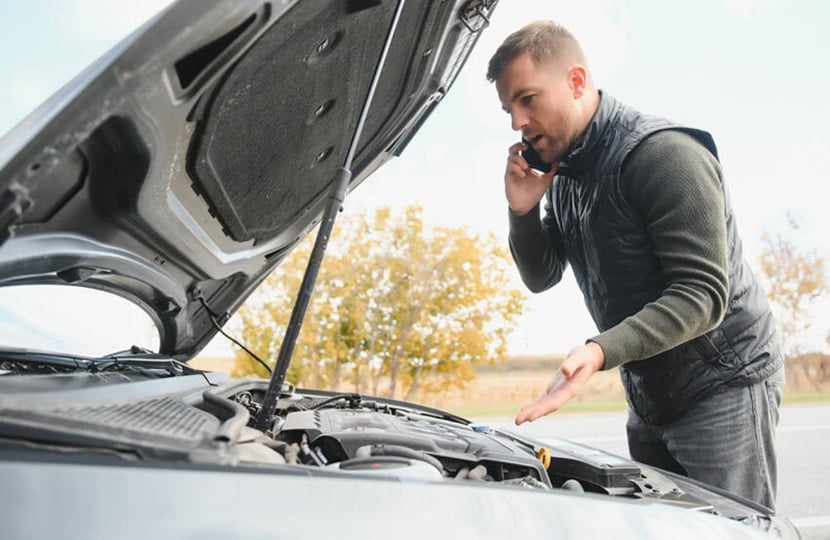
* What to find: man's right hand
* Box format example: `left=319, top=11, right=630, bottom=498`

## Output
left=514, top=342, right=605, bottom=425
left=505, top=141, right=557, bottom=215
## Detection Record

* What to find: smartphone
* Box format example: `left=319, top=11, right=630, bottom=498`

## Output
left=521, top=138, right=552, bottom=173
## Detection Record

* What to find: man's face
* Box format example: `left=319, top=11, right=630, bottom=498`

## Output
left=496, top=52, right=582, bottom=165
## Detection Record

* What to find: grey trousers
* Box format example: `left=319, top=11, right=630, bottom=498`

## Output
left=626, top=367, right=785, bottom=510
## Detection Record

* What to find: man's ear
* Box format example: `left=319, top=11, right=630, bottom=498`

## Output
left=568, top=64, right=588, bottom=98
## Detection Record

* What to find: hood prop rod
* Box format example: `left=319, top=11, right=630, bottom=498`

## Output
left=255, top=0, right=407, bottom=432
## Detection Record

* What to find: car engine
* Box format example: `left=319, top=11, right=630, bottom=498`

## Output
left=0, top=369, right=792, bottom=535
left=225, top=380, right=686, bottom=500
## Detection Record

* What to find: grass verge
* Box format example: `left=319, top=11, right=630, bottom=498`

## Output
left=782, top=392, right=830, bottom=404
left=448, top=400, right=629, bottom=419
left=449, top=392, right=830, bottom=418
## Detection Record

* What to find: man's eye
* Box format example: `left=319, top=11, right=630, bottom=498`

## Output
left=522, top=95, right=534, bottom=105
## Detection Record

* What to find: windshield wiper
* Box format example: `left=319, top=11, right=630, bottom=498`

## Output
left=91, top=357, right=198, bottom=377
left=0, top=347, right=198, bottom=377
left=254, top=0, right=407, bottom=431
left=0, top=349, right=94, bottom=374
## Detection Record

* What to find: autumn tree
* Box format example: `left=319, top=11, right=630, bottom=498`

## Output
left=231, top=204, right=526, bottom=401
left=759, top=213, right=829, bottom=388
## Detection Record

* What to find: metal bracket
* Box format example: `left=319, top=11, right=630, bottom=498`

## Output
left=461, top=0, right=492, bottom=33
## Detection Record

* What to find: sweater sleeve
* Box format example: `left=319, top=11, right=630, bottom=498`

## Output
left=508, top=199, right=569, bottom=294
left=589, top=130, right=729, bottom=370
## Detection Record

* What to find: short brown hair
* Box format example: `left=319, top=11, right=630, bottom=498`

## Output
left=486, top=20, right=586, bottom=82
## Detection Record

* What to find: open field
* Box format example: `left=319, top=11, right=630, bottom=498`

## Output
left=427, top=356, right=830, bottom=417
left=190, top=353, right=830, bottom=418
left=425, top=367, right=628, bottom=417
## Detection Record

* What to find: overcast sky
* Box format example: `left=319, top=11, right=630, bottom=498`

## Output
left=1, top=0, right=828, bottom=357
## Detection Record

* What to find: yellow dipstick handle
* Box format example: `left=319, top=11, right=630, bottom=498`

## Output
left=537, top=447, right=551, bottom=469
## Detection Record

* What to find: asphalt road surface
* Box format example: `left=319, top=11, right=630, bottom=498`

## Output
left=473, top=402, right=830, bottom=539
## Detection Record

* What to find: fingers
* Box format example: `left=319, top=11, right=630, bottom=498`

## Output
left=515, top=384, right=574, bottom=425
left=514, top=369, right=573, bottom=425
left=503, top=141, right=554, bottom=222
left=514, top=346, right=603, bottom=425
left=508, top=141, right=527, bottom=155
left=543, top=368, right=568, bottom=394
left=559, top=354, right=590, bottom=378
left=506, top=148, right=530, bottom=176
left=506, top=141, right=531, bottom=178
left=516, top=402, right=544, bottom=425
left=560, top=355, right=579, bottom=378
left=505, top=154, right=529, bottom=179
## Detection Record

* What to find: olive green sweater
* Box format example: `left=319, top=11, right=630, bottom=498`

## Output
left=509, top=130, right=729, bottom=370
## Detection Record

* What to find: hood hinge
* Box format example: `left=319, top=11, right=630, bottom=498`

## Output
left=461, top=0, right=494, bottom=33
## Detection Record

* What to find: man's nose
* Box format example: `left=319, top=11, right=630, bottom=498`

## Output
left=510, top=110, right=527, bottom=132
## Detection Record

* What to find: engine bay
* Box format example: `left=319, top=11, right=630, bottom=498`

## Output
left=0, top=366, right=787, bottom=534
left=0, top=371, right=702, bottom=502
left=223, top=380, right=706, bottom=504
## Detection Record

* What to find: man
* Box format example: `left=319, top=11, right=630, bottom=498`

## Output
left=488, top=20, right=784, bottom=509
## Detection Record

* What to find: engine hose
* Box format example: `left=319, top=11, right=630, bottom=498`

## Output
left=561, top=479, right=585, bottom=493
left=468, top=464, right=488, bottom=481
left=502, top=476, right=550, bottom=490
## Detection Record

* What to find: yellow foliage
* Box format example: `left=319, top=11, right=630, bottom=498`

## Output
left=231, top=204, right=526, bottom=400
left=759, top=213, right=828, bottom=357
left=234, top=206, right=525, bottom=398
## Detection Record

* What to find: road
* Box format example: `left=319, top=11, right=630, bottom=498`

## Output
left=472, top=402, right=830, bottom=539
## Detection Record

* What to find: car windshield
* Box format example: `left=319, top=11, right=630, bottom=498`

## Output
left=0, top=284, right=158, bottom=357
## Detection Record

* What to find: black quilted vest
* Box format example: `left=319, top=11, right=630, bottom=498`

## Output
left=550, top=92, right=782, bottom=425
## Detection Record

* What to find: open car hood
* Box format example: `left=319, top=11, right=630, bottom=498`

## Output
left=0, top=0, right=496, bottom=358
